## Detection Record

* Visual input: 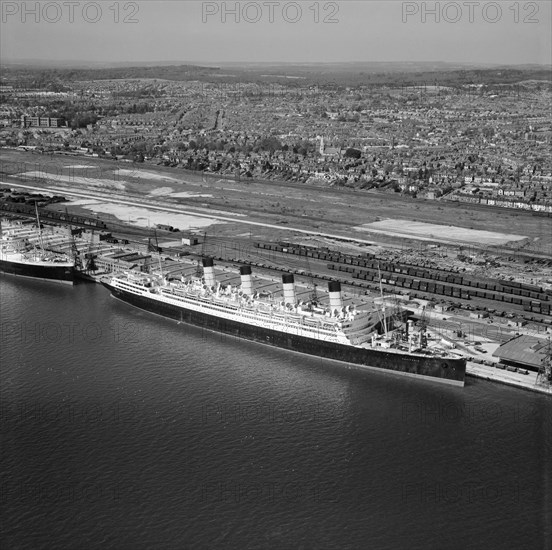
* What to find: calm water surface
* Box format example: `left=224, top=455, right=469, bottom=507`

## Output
left=1, top=277, right=551, bottom=549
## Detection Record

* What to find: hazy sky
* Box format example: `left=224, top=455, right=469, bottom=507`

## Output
left=1, top=1, right=551, bottom=65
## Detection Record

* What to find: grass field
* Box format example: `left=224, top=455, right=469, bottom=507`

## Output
left=1, top=149, right=550, bottom=251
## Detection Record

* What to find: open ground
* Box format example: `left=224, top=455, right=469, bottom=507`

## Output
left=1, top=149, right=550, bottom=253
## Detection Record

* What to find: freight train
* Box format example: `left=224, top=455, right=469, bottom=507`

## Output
left=0, top=201, right=108, bottom=229
left=254, top=241, right=551, bottom=317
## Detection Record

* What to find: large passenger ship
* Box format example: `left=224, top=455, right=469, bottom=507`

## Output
left=0, top=218, right=74, bottom=284
left=103, top=258, right=466, bottom=386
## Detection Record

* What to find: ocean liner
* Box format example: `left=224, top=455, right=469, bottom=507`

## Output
left=0, top=217, right=74, bottom=284
left=103, top=258, right=466, bottom=386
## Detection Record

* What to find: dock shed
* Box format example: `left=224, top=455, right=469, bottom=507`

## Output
left=492, top=335, right=550, bottom=372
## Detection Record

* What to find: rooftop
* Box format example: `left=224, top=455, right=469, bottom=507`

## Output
left=492, top=335, right=550, bottom=368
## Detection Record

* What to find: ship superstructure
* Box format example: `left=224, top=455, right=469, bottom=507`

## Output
left=0, top=216, right=74, bottom=284
left=104, top=259, right=466, bottom=386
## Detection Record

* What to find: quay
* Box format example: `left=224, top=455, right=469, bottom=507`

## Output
left=89, top=249, right=552, bottom=395
left=466, top=361, right=552, bottom=395
left=2, top=209, right=550, bottom=394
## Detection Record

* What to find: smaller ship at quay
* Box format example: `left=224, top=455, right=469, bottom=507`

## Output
left=103, top=258, right=466, bottom=386
left=0, top=210, right=75, bottom=285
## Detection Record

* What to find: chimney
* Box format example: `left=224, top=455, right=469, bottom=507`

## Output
left=328, top=281, right=343, bottom=311
left=239, top=265, right=253, bottom=295
left=202, top=257, right=216, bottom=288
left=282, top=274, right=296, bottom=305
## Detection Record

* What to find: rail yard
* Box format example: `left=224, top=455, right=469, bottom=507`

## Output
left=1, top=152, right=551, bottom=393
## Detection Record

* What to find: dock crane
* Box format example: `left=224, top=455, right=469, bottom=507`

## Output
left=418, top=305, right=428, bottom=332
left=147, top=229, right=161, bottom=253
left=377, top=263, right=388, bottom=336
left=142, top=255, right=151, bottom=274
left=304, top=253, right=318, bottom=304
left=417, top=305, right=429, bottom=348
left=70, top=229, right=82, bottom=270
left=84, top=230, right=97, bottom=273
left=536, top=338, right=552, bottom=389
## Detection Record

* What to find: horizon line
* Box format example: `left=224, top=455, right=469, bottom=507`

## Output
left=2, top=59, right=550, bottom=67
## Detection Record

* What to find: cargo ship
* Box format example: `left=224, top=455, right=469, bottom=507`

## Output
left=0, top=218, right=74, bottom=284
left=103, top=258, right=466, bottom=386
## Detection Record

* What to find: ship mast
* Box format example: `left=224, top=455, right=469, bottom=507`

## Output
left=304, top=253, right=318, bottom=304
left=34, top=202, right=45, bottom=252
left=378, top=263, right=388, bottom=336
left=418, top=305, right=428, bottom=349
left=158, top=254, right=164, bottom=281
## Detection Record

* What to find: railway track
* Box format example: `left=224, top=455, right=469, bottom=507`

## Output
left=253, top=241, right=552, bottom=319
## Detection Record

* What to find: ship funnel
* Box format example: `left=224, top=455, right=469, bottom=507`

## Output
left=240, top=265, right=253, bottom=295
left=282, top=274, right=296, bottom=305
left=328, top=281, right=343, bottom=310
left=202, top=257, right=216, bottom=288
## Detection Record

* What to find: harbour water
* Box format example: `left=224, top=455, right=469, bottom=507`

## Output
left=1, top=276, right=551, bottom=549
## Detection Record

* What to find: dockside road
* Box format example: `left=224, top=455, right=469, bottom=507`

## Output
left=466, top=361, right=551, bottom=395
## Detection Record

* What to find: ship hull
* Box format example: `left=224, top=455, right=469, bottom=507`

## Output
left=104, top=282, right=466, bottom=386
left=0, top=258, right=74, bottom=285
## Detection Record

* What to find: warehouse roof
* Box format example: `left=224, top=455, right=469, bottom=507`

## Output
left=492, top=335, right=550, bottom=368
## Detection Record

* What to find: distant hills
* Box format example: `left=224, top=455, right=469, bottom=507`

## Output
left=1, top=61, right=550, bottom=87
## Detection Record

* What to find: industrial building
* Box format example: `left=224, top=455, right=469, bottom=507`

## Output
left=492, top=335, right=551, bottom=372
left=20, top=115, right=64, bottom=128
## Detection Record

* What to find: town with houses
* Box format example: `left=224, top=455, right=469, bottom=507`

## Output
left=1, top=69, right=551, bottom=213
